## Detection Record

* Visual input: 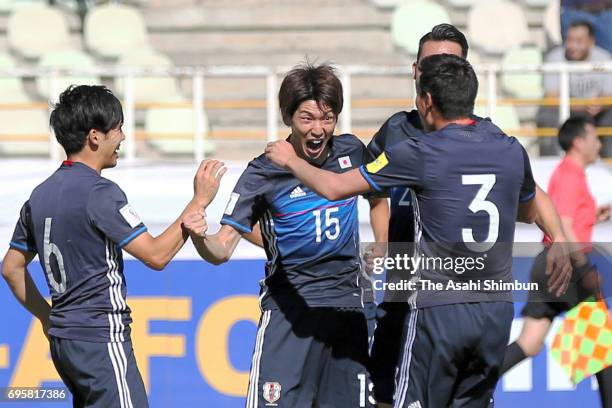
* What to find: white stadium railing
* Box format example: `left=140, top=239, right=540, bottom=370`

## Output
left=0, top=61, right=611, bottom=161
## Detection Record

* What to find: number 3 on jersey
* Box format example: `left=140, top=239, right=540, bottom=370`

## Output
left=313, top=207, right=340, bottom=243
left=462, top=174, right=500, bottom=252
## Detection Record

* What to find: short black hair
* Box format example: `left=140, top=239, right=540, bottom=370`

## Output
left=568, top=20, right=594, bottom=37
left=558, top=115, right=594, bottom=152
left=50, top=85, right=123, bottom=155
left=416, top=54, right=478, bottom=120
left=278, top=62, right=343, bottom=126
left=417, top=23, right=469, bottom=62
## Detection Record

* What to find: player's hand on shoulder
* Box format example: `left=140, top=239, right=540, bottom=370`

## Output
left=194, top=159, right=227, bottom=207
left=183, top=208, right=208, bottom=238
left=265, top=140, right=296, bottom=169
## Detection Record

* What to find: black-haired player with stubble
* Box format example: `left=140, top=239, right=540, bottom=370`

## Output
left=265, top=54, right=557, bottom=407
left=365, top=23, right=573, bottom=408
left=1, top=85, right=224, bottom=408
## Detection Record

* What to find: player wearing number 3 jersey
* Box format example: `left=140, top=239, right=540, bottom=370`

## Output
left=2, top=85, right=223, bottom=408
left=183, top=63, right=385, bottom=408
left=265, top=54, right=540, bottom=407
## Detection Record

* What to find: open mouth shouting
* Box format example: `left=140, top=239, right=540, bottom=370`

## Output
left=305, top=138, right=325, bottom=158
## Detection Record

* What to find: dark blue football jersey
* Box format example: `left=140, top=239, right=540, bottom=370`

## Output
left=9, top=161, right=146, bottom=342
left=360, top=115, right=536, bottom=308
left=367, top=110, right=422, bottom=244
left=221, top=134, right=372, bottom=310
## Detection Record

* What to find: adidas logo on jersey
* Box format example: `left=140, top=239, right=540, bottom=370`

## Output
left=407, top=401, right=423, bottom=408
left=290, top=186, right=306, bottom=198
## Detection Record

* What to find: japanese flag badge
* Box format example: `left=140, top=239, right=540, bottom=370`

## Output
left=338, top=156, right=352, bottom=169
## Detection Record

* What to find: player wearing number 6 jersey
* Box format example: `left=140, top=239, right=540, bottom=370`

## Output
left=266, top=54, right=542, bottom=407
left=183, top=63, right=387, bottom=408
left=1, top=85, right=224, bottom=408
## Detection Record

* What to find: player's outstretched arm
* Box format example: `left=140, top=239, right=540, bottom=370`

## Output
left=2, top=249, right=51, bottom=338
left=183, top=218, right=243, bottom=265
left=123, top=160, right=227, bottom=270
left=265, top=140, right=372, bottom=200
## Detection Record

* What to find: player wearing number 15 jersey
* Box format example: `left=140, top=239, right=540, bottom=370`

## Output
left=184, top=63, right=384, bottom=408
left=265, top=55, right=539, bottom=407
left=2, top=85, right=222, bottom=408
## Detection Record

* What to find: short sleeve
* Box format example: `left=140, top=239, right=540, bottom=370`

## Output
left=367, top=110, right=421, bottom=157
left=220, top=161, right=270, bottom=234
left=9, top=201, right=36, bottom=253
left=87, top=179, right=147, bottom=248
left=519, top=145, right=536, bottom=203
left=359, top=136, right=424, bottom=192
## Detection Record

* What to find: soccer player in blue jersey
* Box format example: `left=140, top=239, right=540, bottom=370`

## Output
left=1, top=85, right=224, bottom=408
left=183, top=63, right=387, bottom=407
left=366, top=24, right=573, bottom=408
left=265, top=54, right=556, bottom=407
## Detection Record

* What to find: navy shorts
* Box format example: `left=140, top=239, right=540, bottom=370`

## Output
left=50, top=337, right=148, bottom=408
left=394, top=302, right=513, bottom=408
left=246, top=306, right=373, bottom=408
left=369, top=301, right=410, bottom=404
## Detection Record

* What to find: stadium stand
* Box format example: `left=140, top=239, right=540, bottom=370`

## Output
left=143, top=98, right=216, bottom=156
left=7, top=3, right=71, bottom=59
left=0, top=0, right=608, bottom=160
left=501, top=46, right=544, bottom=99
left=467, top=0, right=530, bottom=54
left=116, top=48, right=182, bottom=103
left=391, top=0, right=451, bottom=55
left=0, top=0, right=38, bottom=13
left=84, top=3, right=149, bottom=58
left=0, top=51, right=49, bottom=156
left=36, top=49, right=100, bottom=99
left=0, top=52, right=28, bottom=103
left=544, top=0, right=563, bottom=45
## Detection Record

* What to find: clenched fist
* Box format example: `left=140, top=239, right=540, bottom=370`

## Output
left=183, top=208, right=208, bottom=237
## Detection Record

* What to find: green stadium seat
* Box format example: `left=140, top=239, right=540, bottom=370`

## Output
left=0, top=52, right=29, bottom=103
left=391, top=0, right=451, bottom=55
left=0, top=51, right=49, bottom=155
left=501, top=47, right=544, bottom=99
left=7, top=3, right=71, bottom=59
left=0, top=0, right=40, bottom=13
left=144, top=97, right=216, bottom=156
left=116, top=49, right=182, bottom=103
left=36, top=50, right=100, bottom=99
left=84, top=3, right=149, bottom=59
left=467, top=0, right=530, bottom=54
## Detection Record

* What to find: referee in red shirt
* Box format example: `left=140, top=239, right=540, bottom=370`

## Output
left=501, top=116, right=612, bottom=407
